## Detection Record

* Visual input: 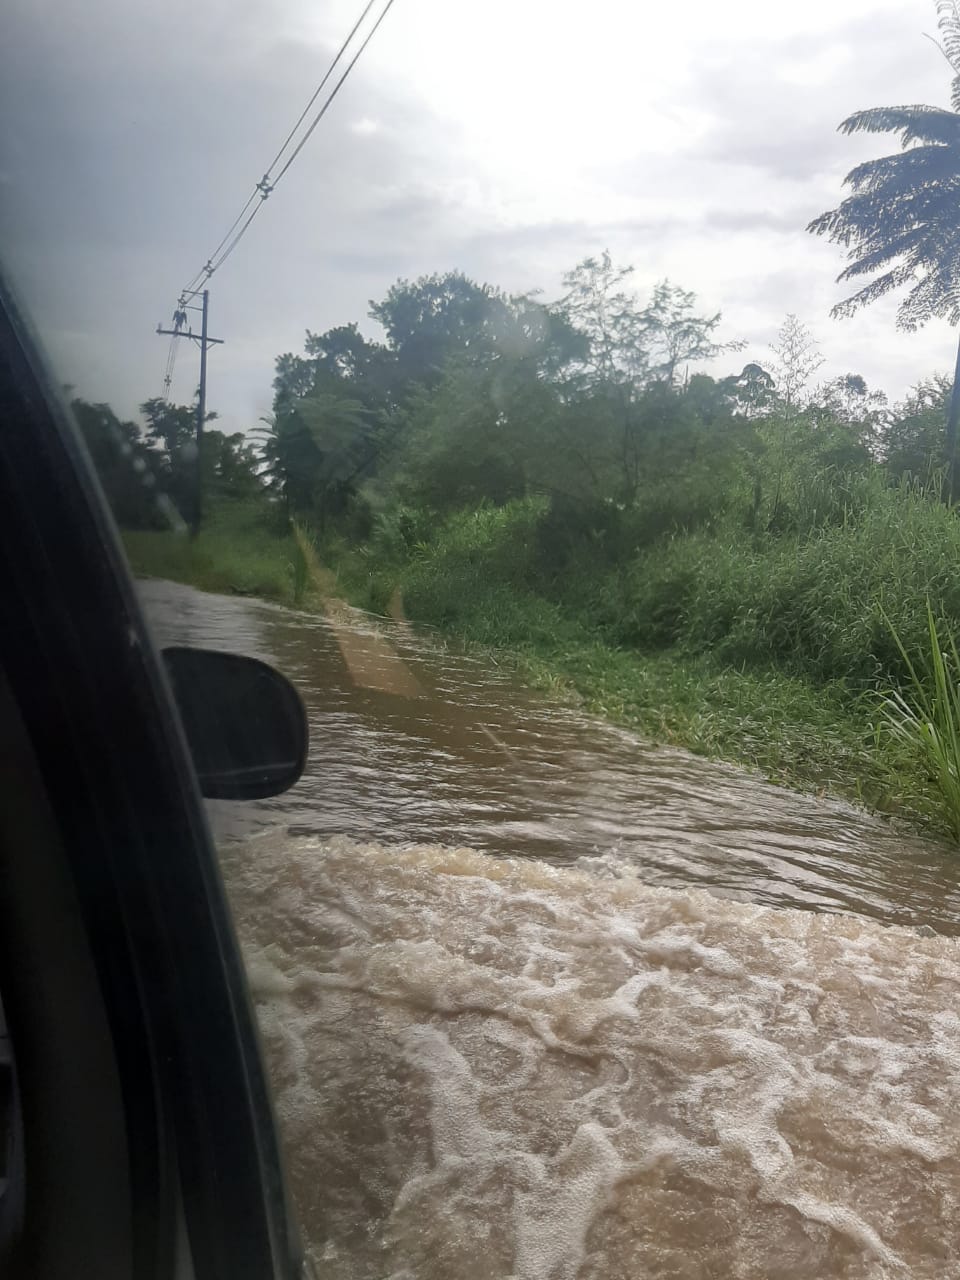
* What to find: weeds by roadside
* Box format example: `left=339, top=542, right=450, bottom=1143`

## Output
left=880, top=604, right=960, bottom=840
left=120, top=481, right=960, bottom=840
left=122, top=500, right=300, bottom=603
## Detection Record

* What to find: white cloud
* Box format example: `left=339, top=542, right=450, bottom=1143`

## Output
left=1, top=0, right=957, bottom=433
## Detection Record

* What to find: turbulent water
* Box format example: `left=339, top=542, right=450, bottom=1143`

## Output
left=224, top=835, right=960, bottom=1280
left=138, top=580, right=960, bottom=1277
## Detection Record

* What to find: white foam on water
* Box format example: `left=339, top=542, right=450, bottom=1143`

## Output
left=218, top=834, right=960, bottom=1280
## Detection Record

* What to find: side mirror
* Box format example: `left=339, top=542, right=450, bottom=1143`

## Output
left=162, top=646, right=308, bottom=800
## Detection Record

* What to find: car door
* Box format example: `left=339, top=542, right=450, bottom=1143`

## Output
left=0, top=264, right=305, bottom=1279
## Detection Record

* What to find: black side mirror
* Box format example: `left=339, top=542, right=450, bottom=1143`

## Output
left=162, top=647, right=308, bottom=800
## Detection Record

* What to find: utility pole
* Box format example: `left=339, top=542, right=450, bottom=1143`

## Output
left=195, top=289, right=211, bottom=532
left=156, top=288, right=224, bottom=535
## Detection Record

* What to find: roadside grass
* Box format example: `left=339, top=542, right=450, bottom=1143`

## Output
left=122, top=500, right=301, bottom=603
left=121, top=489, right=954, bottom=838
left=879, top=604, right=960, bottom=840
left=329, top=537, right=943, bottom=834
left=290, top=520, right=313, bottom=605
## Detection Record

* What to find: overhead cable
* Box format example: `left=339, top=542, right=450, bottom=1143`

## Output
left=271, top=0, right=396, bottom=188
left=177, top=0, right=393, bottom=300
left=161, top=332, right=178, bottom=399
left=263, top=0, right=380, bottom=178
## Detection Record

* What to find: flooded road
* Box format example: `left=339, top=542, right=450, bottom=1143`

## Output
left=140, top=578, right=960, bottom=933
left=140, top=580, right=960, bottom=1278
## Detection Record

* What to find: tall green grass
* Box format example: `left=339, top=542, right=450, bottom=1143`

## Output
left=879, top=604, right=960, bottom=840
left=131, top=477, right=960, bottom=835
left=123, top=499, right=301, bottom=603
left=578, top=477, right=960, bottom=691
left=290, top=520, right=314, bottom=605
left=327, top=481, right=960, bottom=833
left=348, top=480, right=960, bottom=694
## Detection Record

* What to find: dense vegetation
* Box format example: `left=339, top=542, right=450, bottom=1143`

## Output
left=76, top=255, right=960, bottom=835
left=82, top=2, right=960, bottom=836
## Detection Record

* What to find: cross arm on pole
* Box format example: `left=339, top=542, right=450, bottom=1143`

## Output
left=155, top=325, right=224, bottom=346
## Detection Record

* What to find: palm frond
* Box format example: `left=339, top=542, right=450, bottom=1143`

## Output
left=840, top=105, right=960, bottom=148
left=935, top=0, right=960, bottom=109
left=825, top=187, right=960, bottom=251
left=897, top=246, right=960, bottom=327
left=811, top=47, right=960, bottom=330
left=829, top=264, right=917, bottom=320
left=898, top=272, right=943, bottom=330
left=847, top=183, right=960, bottom=232
left=811, top=178, right=960, bottom=255
left=939, top=0, right=960, bottom=70
left=846, top=144, right=960, bottom=192
left=836, top=229, right=930, bottom=279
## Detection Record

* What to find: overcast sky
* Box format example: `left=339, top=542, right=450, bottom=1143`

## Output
left=2, top=0, right=958, bottom=433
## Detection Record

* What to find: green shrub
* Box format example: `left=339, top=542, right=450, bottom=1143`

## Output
left=879, top=604, right=960, bottom=841
left=606, top=479, right=960, bottom=689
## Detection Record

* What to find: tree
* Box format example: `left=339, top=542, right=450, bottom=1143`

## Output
left=367, top=271, right=584, bottom=397
left=558, top=252, right=649, bottom=388
left=721, top=362, right=777, bottom=417
left=770, top=315, right=824, bottom=417
left=557, top=254, right=742, bottom=502
left=389, top=365, right=531, bottom=512
left=71, top=399, right=166, bottom=529
left=272, top=277, right=587, bottom=513
left=882, top=376, right=953, bottom=484
left=255, top=393, right=372, bottom=529
left=273, top=324, right=399, bottom=417
left=760, top=316, right=826, bottom=527
left=369, top=272, right=516, bottom=389
left=808, top=0, right=960, bottom=491
left=809, top=374, right=889, bottom=453
left=200, top=429, right=263, bottom=501
left=385, top=344, right=619, bottom=514
left=139, top=397, right=218, bottom=523
left=140, top=397, right=197, bottom=457
left=559, top=255, right=742, bottom=390
left=639, top=281, right=745, bottom=386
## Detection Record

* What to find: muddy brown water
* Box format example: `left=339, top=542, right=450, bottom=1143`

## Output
left=140, top=579, right=960, bottom=1278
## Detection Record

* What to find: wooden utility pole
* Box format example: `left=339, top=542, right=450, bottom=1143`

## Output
left=195, top=289, right=211, bottom=531
left=156, top=288, right=223, bottom=535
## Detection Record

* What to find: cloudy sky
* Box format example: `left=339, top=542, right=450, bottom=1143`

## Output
left=2, top=0, right=957, bottom=433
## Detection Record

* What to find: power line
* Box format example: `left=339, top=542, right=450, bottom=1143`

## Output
left=272, top=0, right=397, bottom=187
left=178, top=190, right=261, bottom=299
left=157, top=301, right=197, bottom=401
left=263, top=0, right=380, bottom=179
left=161, top=333, right=177, bottom=398
left=159, top=0, right=397, bottom=405
left=177, top=0, right=393, bottom=301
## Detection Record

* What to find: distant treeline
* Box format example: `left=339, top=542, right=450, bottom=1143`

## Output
left=248, top=256, right=957, bottom=539
left=80, top=256, right=956, bottom=539
left=78, top=255, right=960, bottom=694
left=73, top=395, right=262, bottom=530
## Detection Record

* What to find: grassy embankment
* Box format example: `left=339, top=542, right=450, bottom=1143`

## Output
left=123, top=485, right=960, bottom=838
left=122, top=500, right=312, bottom=606
left=326, top=485, right=960, bottom=837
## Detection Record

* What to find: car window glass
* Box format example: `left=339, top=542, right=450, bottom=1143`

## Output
left=6, top=3, right=960, bottom=1275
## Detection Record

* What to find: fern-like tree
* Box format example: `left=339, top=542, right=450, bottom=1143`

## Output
left=808, top=0, right=960, bottom=495
left=254, top=392, right=372, bottom=528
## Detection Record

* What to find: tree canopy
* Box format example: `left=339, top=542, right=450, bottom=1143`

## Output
left=808, top=0, right=960, bottom=487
